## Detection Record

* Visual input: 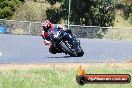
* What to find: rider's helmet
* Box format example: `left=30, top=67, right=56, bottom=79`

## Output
left=42, top=20, right=52, bottom=32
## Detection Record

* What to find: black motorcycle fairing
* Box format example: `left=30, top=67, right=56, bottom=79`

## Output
left=48, top=29, right=84, bottom=56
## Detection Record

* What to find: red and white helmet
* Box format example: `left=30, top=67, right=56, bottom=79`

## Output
left=42, top=20, right=52, bottom=31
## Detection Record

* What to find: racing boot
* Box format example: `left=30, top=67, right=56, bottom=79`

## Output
left=49, top=45, right=62, bottom=54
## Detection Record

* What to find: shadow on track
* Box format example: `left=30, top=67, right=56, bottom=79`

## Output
left=47, top=56, right=71, bottom=58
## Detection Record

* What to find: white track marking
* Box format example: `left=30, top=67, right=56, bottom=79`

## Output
left=0, top=52, right=2, bottom=56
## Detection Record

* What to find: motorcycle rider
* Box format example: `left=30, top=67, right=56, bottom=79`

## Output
left=41, top=20, right=73, bottom=54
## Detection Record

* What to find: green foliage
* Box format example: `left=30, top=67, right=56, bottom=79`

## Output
left=19, top=0, right=25, bottom=2
left=47, top=0, right=57, bottom=5
left=128, top=14, right=132, bottom=24
left=46, top=7, right=61, bottom=23
left=46, top=0, right=115, bottom=26
left=60, top=0, right=115, bottom=26
left=0, top=0, right=4, bottom=2
left=115, top=0, right=132, bottom=20
left=123, top=3, right=132, bottom=20
left=12, top=1, right=50, bottom=21
left=0, top=0, right=21, bottom=19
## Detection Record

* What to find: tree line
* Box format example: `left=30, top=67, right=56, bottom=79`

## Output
left=0, top=0, right=131, bottom=26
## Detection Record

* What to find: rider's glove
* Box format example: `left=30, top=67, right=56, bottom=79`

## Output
left=44, top=40, right=51, bottom=45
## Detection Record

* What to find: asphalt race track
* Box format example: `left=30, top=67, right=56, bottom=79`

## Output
left=0, top=34, right=132, bottom=64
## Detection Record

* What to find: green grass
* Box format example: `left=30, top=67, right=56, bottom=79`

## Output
left=0, top=64, right=131, bottom=88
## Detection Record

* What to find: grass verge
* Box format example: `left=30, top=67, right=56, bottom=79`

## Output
left=0, top=63, right=131, bottom=88
left=104, top=29, right=132, bottom=40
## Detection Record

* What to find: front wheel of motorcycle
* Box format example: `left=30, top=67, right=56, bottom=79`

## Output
left=76, top=46, right=84, bottom=57
left=60, top=41, right=84, bottom=57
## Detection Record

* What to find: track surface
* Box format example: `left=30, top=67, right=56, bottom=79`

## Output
left=0, top=34, right=132, bottom=64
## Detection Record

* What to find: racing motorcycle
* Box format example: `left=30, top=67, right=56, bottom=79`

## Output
left=48, top=29, right=84, bottom=57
